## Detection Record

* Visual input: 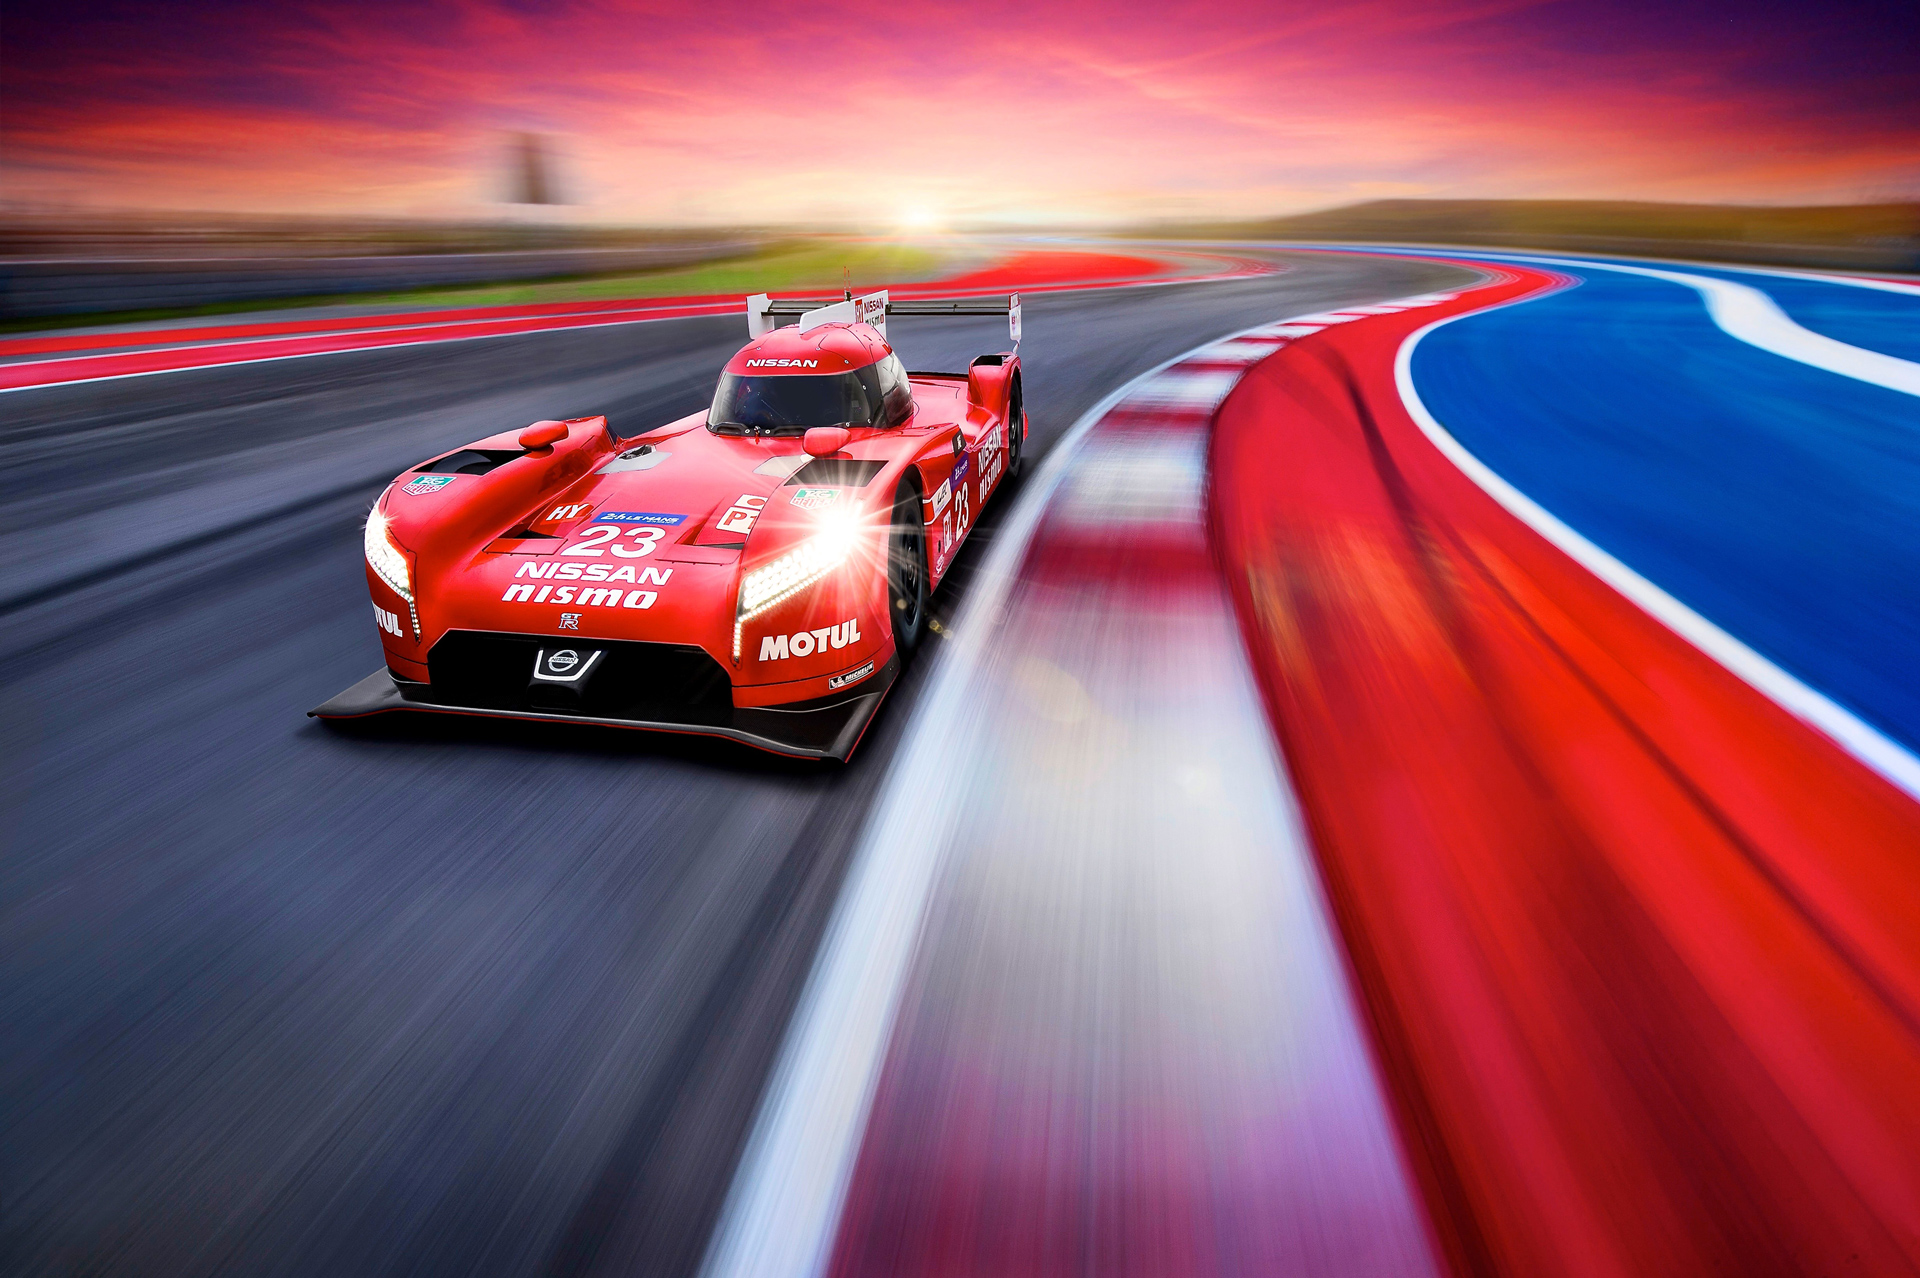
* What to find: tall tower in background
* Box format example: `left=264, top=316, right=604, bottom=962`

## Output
left=508, top=133, right=562, bottom=206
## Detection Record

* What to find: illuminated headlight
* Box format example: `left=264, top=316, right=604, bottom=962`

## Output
left=733, top=516, right=861, bottom=660
left=364, top=507, right=413, bottom=602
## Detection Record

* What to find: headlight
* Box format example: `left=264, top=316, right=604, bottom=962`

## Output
left=364, top=507, right=413, bottom=602
left=733, top=516, right=862, bottom=660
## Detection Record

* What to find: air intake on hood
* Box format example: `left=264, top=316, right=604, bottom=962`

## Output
left=414, top=449, right=524, bottom=476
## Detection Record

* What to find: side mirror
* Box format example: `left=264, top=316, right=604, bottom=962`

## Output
left=518, top=420, right=569, bottom=449
left=967, top=358, right=1011, bottom=419
left=803, top=426, right=851, bottom=457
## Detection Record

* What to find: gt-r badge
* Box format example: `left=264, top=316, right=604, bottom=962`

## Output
left=401, top=474, right=457, bottom=495
left=790, top=487, right=841, bottom=511
left=558, top=614, right=581, bottom=630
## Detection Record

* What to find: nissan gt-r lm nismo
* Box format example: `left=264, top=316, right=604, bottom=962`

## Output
left=312, top=290, right=1026, bottom=760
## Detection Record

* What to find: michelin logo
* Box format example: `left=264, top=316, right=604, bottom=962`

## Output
left=828, top=659, right=875, bottom=690
left=759, top=618, right=862, bottom=660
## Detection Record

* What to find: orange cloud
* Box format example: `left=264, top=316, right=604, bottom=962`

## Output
left=5, top=0, right=1915, bottom=221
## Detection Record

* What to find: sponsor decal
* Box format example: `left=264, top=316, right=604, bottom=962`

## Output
left=928, top=477, right=951, bottom=517
left=545, top=501, right=593, bottom=522
left=559, top=525, right=666, bottom=558
left=940, top=510, right=953, bottom=555
left=501, top=577, right=660, bottom=610
left=790, top=487, right=841, bottom=511
left=979, top=425, right=1005, bottom=497
left=951, top=452, right=971, bottom=482
left=855, top=293, right=887, bottom=328
left=513, top=561, right=672, bottom=584
left=758, top=618, right=863, bottom=661
left=558, top=613, right=582, bottom=630
left=745, top=358, right=820, bottom=368
left=373, top=603, right=403, bottom=637
left=594, top=510, right=685, bottom=526
left=402, top=474, right=457, bottom=496
left=828, top=659, right=876, bottom=691
left=715, top=493, right=767, bottom=536
left=951, top=433, right=965, bottom=457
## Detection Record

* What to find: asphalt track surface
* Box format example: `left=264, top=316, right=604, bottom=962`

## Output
left=0, top=251, right=1468, bottom=1277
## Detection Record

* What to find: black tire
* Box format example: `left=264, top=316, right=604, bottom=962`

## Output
left=1005, top=374, right=1026, bottom=479
left=887, top=485, right=929, bottom=655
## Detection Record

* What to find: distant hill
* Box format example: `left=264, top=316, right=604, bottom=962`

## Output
left=1150, top=199, right=1920, bottom=271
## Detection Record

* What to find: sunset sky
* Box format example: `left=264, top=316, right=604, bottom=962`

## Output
left=6, top=0, right=1916, bottom=225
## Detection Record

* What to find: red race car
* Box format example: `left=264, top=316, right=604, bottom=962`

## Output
left=312, top=290, right=1025, bottom=760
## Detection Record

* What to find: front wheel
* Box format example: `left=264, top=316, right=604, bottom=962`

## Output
left=887, top=485, right=929, bottom=656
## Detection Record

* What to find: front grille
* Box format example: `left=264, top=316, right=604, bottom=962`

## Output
left=422, top=631, right=732, bottom=723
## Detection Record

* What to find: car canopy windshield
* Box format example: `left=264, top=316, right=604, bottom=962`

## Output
left=709, top=366, right=886, bottom=435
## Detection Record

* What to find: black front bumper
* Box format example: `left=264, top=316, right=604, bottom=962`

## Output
left=310, top=631, right=897, bottom=761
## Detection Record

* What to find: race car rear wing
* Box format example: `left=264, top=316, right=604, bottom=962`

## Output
left=747, top=290, right=1020, bottom=346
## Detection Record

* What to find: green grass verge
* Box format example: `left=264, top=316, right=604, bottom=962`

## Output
left=1, top=240, right=960, bottom=335
left=351, top=240, right=952, bottom=309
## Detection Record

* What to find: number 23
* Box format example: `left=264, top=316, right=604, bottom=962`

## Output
left=561, top=526, right=662, bottom=557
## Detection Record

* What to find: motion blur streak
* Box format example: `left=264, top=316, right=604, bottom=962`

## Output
left=1212, top=264, right=1920, bottom=1276
left=707, top=321, right=1447, bottom=1278
left=0, top=250, right=1267, bottom=393
left=0, top=250, right=1469, bottom=1278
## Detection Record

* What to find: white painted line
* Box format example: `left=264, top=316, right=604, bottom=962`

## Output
left=1389, top=246, right=1920, bottom=298
left=0, top=265, right=1276, bottom=395
left=1195, top=338, right=1291, bottom=361
left=0, top=304, right=744, bottom=394
left=1743, top=270, right=1920, bottom=297
left=1121, top=368, right=1244, bottom=407
left=1454, top=253, right=1920, bottom=398
left=1394, top=312, right=1920, bottom=803
left=1285, top=311, right=1370, bottom=324
left=696, top=305, right=1371, bottom=1278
